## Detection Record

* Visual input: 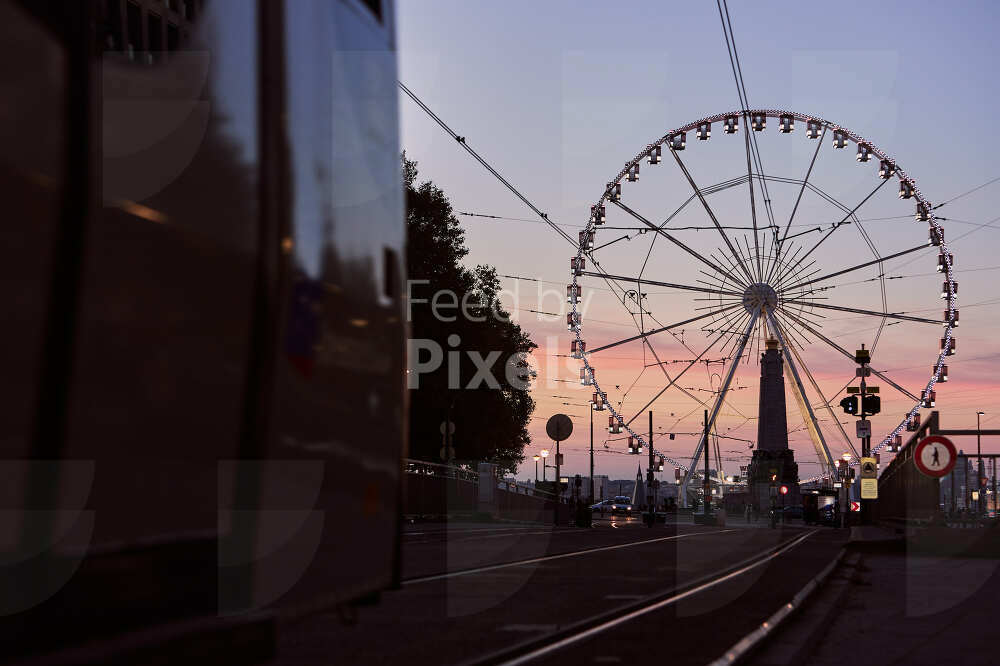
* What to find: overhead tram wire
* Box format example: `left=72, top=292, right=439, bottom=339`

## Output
left=397, top=81, right=577, bottom=248
left=399, top=80, right=690, bottom=401
left=718, top=0, right=779, bottom=281
left=400, top=79, right=718, bottom=447
left=932, top=174, right=1000, bottom=210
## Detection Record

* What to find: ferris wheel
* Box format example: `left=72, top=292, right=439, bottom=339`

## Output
left=568, top=110, right=957, bottom=492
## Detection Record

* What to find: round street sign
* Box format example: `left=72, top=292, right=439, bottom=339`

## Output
left=546, top=414, right=573, bottom=441
left=913, top=435, right=957, bottom=478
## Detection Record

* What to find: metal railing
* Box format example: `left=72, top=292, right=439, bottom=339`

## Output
left=404, top=458, right=479, bottom=482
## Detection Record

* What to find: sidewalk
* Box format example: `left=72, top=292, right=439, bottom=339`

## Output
left=758, top=526, right=1000, bottom=666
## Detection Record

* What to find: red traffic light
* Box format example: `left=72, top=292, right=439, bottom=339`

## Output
left=780, top=485, right=789, bottom=495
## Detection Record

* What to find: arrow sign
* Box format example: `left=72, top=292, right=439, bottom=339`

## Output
left=913, top=435, right=957, bottom=478
left=850, top=501, right=861, bottom=512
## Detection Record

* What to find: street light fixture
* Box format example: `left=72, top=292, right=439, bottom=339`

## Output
left=533, top=454, right=540, bottom=482
left=540, top=449, right=549, bottom=482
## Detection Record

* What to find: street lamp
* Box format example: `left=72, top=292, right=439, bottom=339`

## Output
left=540, top=449, right=549, bottom=482
left=977, top=411, right=985, bottom=517
left=533, top=455, right=541, bottom=483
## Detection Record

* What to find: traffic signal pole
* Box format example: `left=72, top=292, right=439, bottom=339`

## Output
left=859, top=356, right=872, bottom=525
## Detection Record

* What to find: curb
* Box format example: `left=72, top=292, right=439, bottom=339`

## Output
left=707, top=546, right=846, bottom=666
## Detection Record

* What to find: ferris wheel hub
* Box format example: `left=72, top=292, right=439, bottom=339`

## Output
left=742, top=282, right=778, bottom=313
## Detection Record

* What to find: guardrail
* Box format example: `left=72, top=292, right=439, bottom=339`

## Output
left=878, top=412, right=942, bottom=524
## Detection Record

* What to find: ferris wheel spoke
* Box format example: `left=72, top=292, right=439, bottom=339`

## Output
left=767, top=127, right=827, bottom=284
left=780, top=298, right=942, bottom=325
left=611, top=201, right=748, bottom=288
left=782, top=243, right=926, bottom=295
left=777, top=306, right=921, bottom=402
left=667, top=147, right=757, bottom=285
left=769, top=243, right=803, bottom=293
left=680, top=308, right=759, bottom=498
left=621, top=327, right=733, bottom=427
left=711, top=249, right=755, bottom=292
left=740, top=115, right=764, bottom=281
left=776, top=313, right=860, bottom=461
left=588, top=304, right=741, bottom=354
left=767, top=311, right=836, bottom=476
left=578, top=271, right=743, bottom=298
left=777, top=178, right=891, bottom=286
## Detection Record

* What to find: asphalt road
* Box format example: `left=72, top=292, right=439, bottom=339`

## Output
left=277, top=517, right=846, bottom=665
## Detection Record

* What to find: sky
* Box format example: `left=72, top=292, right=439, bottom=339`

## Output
left=396, top=0, right=1000, bottom=483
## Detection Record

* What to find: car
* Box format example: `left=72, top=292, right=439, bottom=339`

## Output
left=590, top=498, right=614, bottom=511
left=610, top=496, right=634, bottom=516
left=817, top=503, right=841, bottom=526
left=781, top=505, right=804, bottom=520
left=589, top=496, right=633, bottom=516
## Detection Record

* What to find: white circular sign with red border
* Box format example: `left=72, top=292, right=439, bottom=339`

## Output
left=913, top=435, right=957, bottom=478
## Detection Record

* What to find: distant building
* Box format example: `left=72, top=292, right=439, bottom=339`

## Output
left=940, top=451, right=977, bottom=510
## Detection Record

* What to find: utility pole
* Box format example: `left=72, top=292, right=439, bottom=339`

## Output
left=647, top=411, right=655, bottom=527
left=555, top=436, right=561, bottom=526
left=977, top=410, right=985, bottom=518
left=590, top=405, right=595, bottom=504
left=703, top=409, right=712, bottom=517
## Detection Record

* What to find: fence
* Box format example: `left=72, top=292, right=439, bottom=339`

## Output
left=403, top=459, right=563, bottom=521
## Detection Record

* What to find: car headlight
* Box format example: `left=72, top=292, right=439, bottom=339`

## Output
left=627, top=506, right=632, bottom=510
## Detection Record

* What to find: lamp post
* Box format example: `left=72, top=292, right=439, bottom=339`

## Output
left=533, top=455, right=540, bottom=483
left=841, top=452, right=851, bottom=529
left=978, top=411, right=985, bottom=517
left=540, top=449, right=549, bottom=482
left=564, top=400, right=595, bottom=503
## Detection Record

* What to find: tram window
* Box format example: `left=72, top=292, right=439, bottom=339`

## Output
left=148, top=12, right=162, bottom=60
left=167, top=22, right=179, bottom=51
left=105, top=0, right=124, bottom=51
left=126, top=1, right=142, bottom=56
left=70, top=0, right=259, bottom=549
left=0, top=0, right=68, bottom=458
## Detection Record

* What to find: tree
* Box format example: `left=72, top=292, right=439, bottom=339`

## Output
left=404, top=154, right=536, bottom=474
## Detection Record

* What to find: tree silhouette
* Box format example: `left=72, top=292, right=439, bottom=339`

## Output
left=404, top=155, right=535, bottom=474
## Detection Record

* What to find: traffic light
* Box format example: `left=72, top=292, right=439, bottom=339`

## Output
left=862, top=394, right=881, bottom=416
left=780, top=485, right=789, bottom=495
left=839, top=396, right=859, bottom=415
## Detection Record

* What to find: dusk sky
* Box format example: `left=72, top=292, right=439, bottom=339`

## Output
left=397, top=0, right=1000, bottom=483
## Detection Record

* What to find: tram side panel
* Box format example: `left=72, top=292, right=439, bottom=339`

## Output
left=0, top=0, right=405, bottom=655
left=259, top=0, right=407, bottom=611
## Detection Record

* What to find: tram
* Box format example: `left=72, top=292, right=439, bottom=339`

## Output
left=0, top=0, right=405, bottom=659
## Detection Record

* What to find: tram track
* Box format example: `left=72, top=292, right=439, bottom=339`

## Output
left=464, top=529, right=820, bottom=666
left=402, top=528, right=741, bottom=585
